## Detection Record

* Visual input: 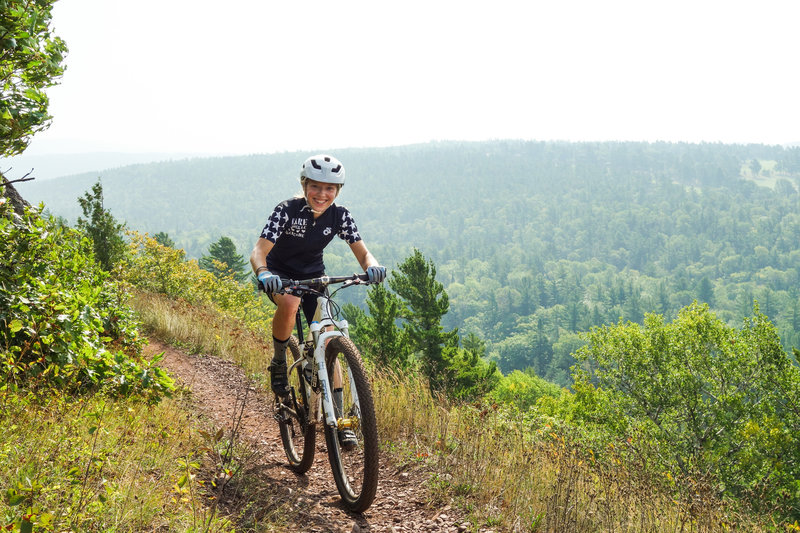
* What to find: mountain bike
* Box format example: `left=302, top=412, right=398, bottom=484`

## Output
left=272, top=273, right=379, bottom=513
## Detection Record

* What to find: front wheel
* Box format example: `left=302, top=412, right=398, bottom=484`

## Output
left=277, top=336, right=316, bottom=473
left=323, top=336, right=379, bottom=512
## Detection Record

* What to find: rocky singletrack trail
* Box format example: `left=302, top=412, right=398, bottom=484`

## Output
left=145, top=339, right=488, bottom=533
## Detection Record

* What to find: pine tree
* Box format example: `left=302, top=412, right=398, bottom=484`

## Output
left=462, top=332, right=486, bottom=358
left=389, top=248, right=458, bottom=390
left=199, top=236, right=248, bottom=281
left=441, top=345, right=500, bottom=401
left=76, top=179, right=126, bottom=272
left=697, top=276, right=715, bottom=306
left=153, top=231, right=175, bottom=248
left=347, top=284, right=410, bottom=370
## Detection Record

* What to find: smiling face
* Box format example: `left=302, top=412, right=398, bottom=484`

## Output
left=303, top=178, right=340, bottom=216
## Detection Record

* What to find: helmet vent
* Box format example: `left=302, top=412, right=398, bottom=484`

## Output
left=300, top=154, right=345, bottom=185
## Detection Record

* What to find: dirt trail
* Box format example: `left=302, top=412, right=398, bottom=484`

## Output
left=145, top=339, right=488, bottom=533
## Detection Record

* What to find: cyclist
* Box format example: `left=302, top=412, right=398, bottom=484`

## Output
left=250, top=154, right=386, bottom=446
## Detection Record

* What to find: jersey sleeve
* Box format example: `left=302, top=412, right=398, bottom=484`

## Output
left=338, top=207, right=362, bottom=244
left=260, top=202, right=290, bottom=243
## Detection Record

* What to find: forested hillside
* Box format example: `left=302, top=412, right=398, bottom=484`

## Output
left=19, top=141, right=800, bottom=384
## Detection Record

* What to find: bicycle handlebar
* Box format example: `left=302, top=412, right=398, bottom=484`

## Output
left=277, top=273, right=370, bottom=295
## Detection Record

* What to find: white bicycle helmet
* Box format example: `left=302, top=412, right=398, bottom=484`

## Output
left=300, top=154, right=345, bottom=185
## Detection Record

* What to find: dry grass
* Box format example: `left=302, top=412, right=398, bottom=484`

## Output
left=131, top=291, right=273, bottom=385
left=373, top=370, right=770, bottom=533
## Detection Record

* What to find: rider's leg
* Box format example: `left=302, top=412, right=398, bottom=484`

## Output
left=332, top=358, right=343, bottom=388
left=332, top=361, right=344, bottom=410
left=269, top=293, right=301, bottom=396
left=272, top=292, right=300, bottom=339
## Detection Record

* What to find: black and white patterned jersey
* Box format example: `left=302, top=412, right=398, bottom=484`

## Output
left=259, top=197, right=362, bottom=276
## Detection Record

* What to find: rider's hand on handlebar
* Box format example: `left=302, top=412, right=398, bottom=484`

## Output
left=366, top=265, right=386, bottom=284
left=258, top=270, right=283, bottom=293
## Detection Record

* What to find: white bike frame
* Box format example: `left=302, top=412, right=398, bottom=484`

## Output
left=305, top=293, right=361, bottom=429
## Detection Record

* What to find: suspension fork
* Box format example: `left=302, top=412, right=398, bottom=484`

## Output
left=308, top=294, right=360, bottom=429
left=309, top=323, right=344, bottom=428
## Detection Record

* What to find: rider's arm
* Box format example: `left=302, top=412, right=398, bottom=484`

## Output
left=250, top=237, right=275, bottom=274
left=348, top=240, right=379, bottom=271
left=252, top=200, right=292, bottom=274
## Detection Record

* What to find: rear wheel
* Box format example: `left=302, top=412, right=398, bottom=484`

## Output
left=277, top=336, right=316, bottom=473
left=323, top=336, right=379, bottom=512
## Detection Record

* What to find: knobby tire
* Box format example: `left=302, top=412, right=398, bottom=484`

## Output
left=323, top=336, right=379, bottom=513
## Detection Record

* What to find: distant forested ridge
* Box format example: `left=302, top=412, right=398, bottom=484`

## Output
left=18, top=141, right=800, bottom=384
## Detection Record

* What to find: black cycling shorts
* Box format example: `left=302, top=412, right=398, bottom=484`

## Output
left=260, top=268, right=328, bottom=326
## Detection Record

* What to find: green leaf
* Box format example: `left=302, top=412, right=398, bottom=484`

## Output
left=39, top=512, right=55, bottom=527
left=9, top=319, right=23, bottom=333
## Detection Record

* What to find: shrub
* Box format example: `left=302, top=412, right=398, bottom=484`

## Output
left=488, top=368, right=562, bottom=411
left=0, top=195, right=172, bottom=400
left=121, top=231, right=274, bottom=334
left=575, top=302, right=800, bottom=520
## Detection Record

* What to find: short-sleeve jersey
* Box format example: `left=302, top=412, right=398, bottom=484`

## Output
left=260, top=197, right=361, bottom=276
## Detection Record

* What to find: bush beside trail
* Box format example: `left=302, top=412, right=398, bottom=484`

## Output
left=0, top=190, right=172, bottom=400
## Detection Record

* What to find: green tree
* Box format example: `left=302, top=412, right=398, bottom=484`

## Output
left=349, top=283, right=410, bottom=370
left=153, top=231, right=175, bottom=248
left=622, top=281, right=644, bottom=324
left=199, top=236, right=248, bottom=282
left=575, top=302, right=800, bottom=517
left=462, top=331, right=486, bottom=358
left=1, top=0, right=68, bottom=156
left=438, top=331, right=500, bottom=401
left=696, top=276, right=714, bottom=306
left=76, top=179, right=126, bottom=271
left=440, top=345, right=500, bottom=401
left=748, top=158, right=762, bottom=176
left=389, top=248, right=458, bottom=390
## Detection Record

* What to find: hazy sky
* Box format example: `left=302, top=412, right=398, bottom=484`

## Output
left=21, top=0, right=800, bottom=156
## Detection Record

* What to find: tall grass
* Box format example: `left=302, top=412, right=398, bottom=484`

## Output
left=0, top=390, right=233, bottom=532
left=131, top=291, right=273, bottom=383
left=372, top=370, right=770, bottom=533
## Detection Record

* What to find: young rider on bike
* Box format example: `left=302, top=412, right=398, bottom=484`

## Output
left=249, top=155, right=386, bottom=446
